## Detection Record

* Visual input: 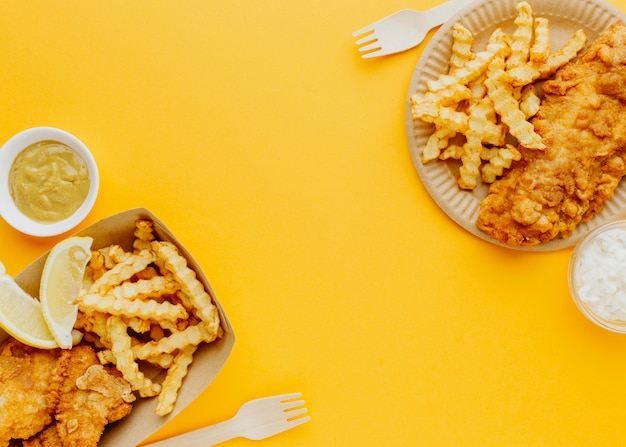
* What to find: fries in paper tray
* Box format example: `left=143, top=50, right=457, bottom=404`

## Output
left=14, top=208, right=235, bottom=447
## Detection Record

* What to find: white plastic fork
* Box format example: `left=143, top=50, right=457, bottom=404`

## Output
left=140, top=393, right=310, bottom=447
left=352, top=0, right=473, bottom=58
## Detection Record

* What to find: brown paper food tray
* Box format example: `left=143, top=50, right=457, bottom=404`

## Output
left=14, top=208, right=235, bottom=446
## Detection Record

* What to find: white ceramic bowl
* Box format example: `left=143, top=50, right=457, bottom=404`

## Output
left=569, top=220, right=626, bottom=333
left=0, top=127, right=99, bottom=237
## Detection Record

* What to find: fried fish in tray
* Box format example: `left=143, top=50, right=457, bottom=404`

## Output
left=0, top=339, right=63, bottom=444
left=477, top=22, right=626, bottom=247
left=0, top=339, right=134, bottom=447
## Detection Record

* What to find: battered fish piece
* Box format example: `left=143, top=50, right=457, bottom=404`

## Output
left=0, top=339, right=134, bottom=447
left=477, top=22, right=626, bottom=246
left=0, top=340, right=62, bottom=446
left=52, top=346, right=135, bottom=447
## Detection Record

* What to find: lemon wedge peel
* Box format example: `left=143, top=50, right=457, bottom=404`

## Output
left=0, top=274, right=58, bottom=349
left=40, top=236, right=93, bottom=349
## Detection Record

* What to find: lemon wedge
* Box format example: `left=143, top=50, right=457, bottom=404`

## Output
left=40, top=236, right=93, bottom=349
left=0, top=273, right=59, bottom=349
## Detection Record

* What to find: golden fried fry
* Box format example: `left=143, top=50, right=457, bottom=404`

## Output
left=133, top=219, right=156, bottom=252
left=458, top=139, right=483, bottom=190
left=485, top=56, right=544, bottom=149
left=536, top=29, right=587, bottom=78
left=480, top=144, right=522, bottom=183
left=155, top=344, right=197, bottom=416
left=439, top=143, right=464, bottom=161
left=506, top=2, right=534, bottom=71
left=89, top=250, right=156, bottom=295
left=457, top=97, right=507, bottom=189
left=132, top=321, right=219, bottom=360
left=151, top=241, right=221, bottom=334
left=428, top=48, right=499, bottom=92
left=111, top=276, right=179, bottom=301
left=450, top=23, right=475, bottom=73
left=77, top=289, right=189, bottom=323
left=422, top=127, right=456, bottom=163
left=87, top=250, right=107, bottom=281
left=411, top=102, right=469, bottom=133
left=519, top=84, right=541, bottom=119
left=107, top=316, right=161, bottom=397
left=530, top=17, right=550, bottom=63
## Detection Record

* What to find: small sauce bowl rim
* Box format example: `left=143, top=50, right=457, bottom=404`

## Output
left=0, top=127, right=99, bottom=237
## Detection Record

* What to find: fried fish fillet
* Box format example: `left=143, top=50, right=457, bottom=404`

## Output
left=0, top=340, right=62, bottom=445
left=0, top=339, right=134, bottom=447
left=477, top=22, right=626, bottom=247
left=49, top=345, right=135, bottom=447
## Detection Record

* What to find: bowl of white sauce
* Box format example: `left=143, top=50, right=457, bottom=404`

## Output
left=0, top=127, right=99, bottom=237
left=569, top=220, right=626, bottom=333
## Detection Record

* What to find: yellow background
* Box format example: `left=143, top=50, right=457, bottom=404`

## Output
left=0, top=0, right=624, bottom=445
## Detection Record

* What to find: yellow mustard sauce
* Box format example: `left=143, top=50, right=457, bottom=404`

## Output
left=8, top=140, right=90, bottom=223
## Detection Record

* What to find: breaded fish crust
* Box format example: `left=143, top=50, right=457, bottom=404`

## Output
left=477, top=22, right=626, bottom=247
left=0, top=339, right=134, bottom=447
left=0, top=340, right=62, bottom=445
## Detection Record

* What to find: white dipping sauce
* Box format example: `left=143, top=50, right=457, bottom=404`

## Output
left=572, top=227, right=626, bottom=322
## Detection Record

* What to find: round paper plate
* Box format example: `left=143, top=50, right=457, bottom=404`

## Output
left=406, top=0, right=626, bottom=251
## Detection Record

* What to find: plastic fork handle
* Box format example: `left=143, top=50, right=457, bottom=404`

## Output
left=139, top=418, right=239, bottom=447
left=426, top=0, right=473, bottom=25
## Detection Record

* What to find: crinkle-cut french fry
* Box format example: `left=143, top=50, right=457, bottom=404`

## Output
left=467, top=97, right=506, bottom=146
left=97, top=349, right=116, bottom=365
left=486, top=56, right=544, bottom=149
left=135, top=266, right=159, bottom=280
left=506, top=2, right=534, bottom=71
left=485, top=27, right=511, bottom=60
left=486, top=75, right=544, bottom=148
left=480, top=144, right=522, bottom=183
left=82, top=331, right=106, bottom=349
left=107, top=316, right=161, bottom=397
left=151, top=241, right=221, bottom=334
left=536, top=29, right=587, bottom=78
left=97, top=245, right=129, bottom=270
left=422, top=127, right=456, bottom=163
left=427, top=48, right=498, bottom=92
left=77, top=289, right=189, bottom=323
left=107, top=276, right=180, bottom=302
left=132, top=321, right=219, bottom=360
left=411, top=102, right=469, bottom=133
left=450, top=23, right=475, bottom=74
left=500, top=64, right=540, bottom=86
left=519, top=84, right=541, bottom=119
left=455, top=96, right=506, bottom=190
left=410, top=83, right=472, bottom=113
left=147, top=352, right=175, bottom=369
left=88, top=250, right=107, bottom=281
left=155, top=344, right=198, bottom=416
left=530, top=17, right=550, bottom=63
left=439, top=143, right=464, bottom=161
left=133, top=219, right=156, bottom=252
left=98, top=347, right=175, bottom=369
left=125, top=316, right=151, bottom=333
left=75, top=310, right=110, bottom=343
left=468, top=73, right=488, bottom=102
left=89, top=250, right=156, bottom=294
left=109, top=245, right=131, bottom=264
left=458, top=138, right=483, bottom=190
